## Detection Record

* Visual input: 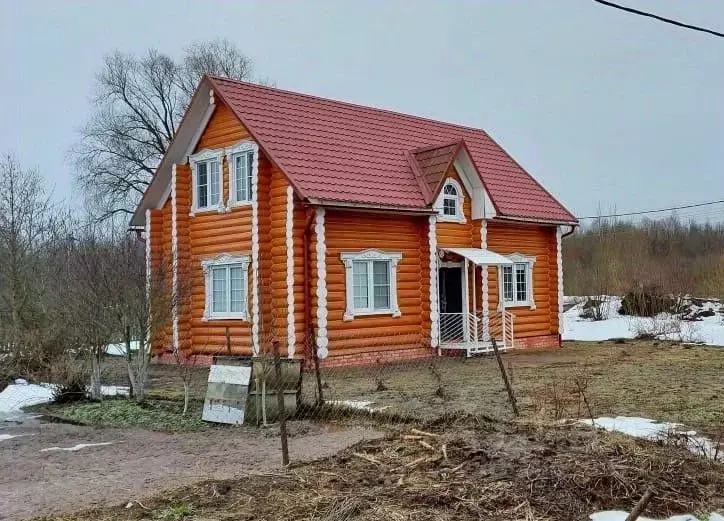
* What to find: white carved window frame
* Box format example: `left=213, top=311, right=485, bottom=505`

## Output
left=225, top=140, right=259, bottom=209
left=433, top=178, right=467, bottom=223
left=189, top=148, right=224, bottom=215
left=340, top=249, right=402, bottom=321
left=500, top=253, right=536, bottom=310
left=201, top=253, right=251, bottom=321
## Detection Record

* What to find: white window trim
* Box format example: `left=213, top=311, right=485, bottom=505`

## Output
left=225, top=140, right=259, bottom=209
left=189, top=148, right=224, bottom=215
left=433, top=178, right=467, bottom=223
left=341, top=249, right=402, bottom=321
left=201, top=254, right=251, bottom=321
left=501, top=253, right=536, bottom=309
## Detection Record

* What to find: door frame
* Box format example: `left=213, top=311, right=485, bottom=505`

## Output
left=438, top=261, right=469, bottom=342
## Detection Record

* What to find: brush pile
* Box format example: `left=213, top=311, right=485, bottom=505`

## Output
left=65, top=415, right=724, bottom=521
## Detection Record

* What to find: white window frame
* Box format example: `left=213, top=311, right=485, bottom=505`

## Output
left=500, top=253, right=536, bottom=309
left=433, top=178, right=466, bottom=223
left=225, top=140, right=259, bottom=208
left=189, top=148, right=224, bottom=214
left=201, top=254, right=251, bottom=321
left=340, top=249, right=402, bottom=321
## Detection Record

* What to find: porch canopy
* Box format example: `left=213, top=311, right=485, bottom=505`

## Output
left=441, top=247, right=513, bottom=266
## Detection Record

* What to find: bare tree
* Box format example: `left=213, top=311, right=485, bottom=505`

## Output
left=0, top=154, right=55, bottom=366
left=71, top=39, right=256, bottom=220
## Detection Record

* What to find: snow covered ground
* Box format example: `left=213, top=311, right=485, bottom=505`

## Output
left=579, top=416, right=722, bottom=462
left=563, top=296, right=724, bottom=346
left=590, top=511, right=724, bottom=521
left=0, top=380, right=129, bottom=420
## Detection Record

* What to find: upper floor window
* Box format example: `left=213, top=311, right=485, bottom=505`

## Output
left=189, top=149, right=223, bottom=213
left=226, top=141, right=259, bottom=206
left=501, top=254, right=537, bottom=309
left=435, top=178, right=466, bottom=223
left=341, top=250, right=402, bottom=320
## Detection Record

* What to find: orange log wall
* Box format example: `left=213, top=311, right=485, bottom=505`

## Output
left=318, top=210, right=429, bottom=358
left=486, top=221, right=559, bottom=340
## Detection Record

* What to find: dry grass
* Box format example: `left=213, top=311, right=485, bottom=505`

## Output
left=302, top=341, right=724, bottom=435
left=40, top=415, right=724, bottom=521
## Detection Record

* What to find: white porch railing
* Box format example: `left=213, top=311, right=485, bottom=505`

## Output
left=439, top=311, right=515, bottom=357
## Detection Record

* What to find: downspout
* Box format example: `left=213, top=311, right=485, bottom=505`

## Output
left=557, top=224, right=577, bottom=346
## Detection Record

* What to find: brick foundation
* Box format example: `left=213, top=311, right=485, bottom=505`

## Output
left=514, top=334, right=561, bottom=349
left=152, top=334, right=560, bottom=368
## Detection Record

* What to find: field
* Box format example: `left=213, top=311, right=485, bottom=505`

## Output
left=4, top=340, right=723, bottom=520
left=304, top=340, right=724, bottom=436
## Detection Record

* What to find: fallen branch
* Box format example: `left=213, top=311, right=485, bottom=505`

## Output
left=410, top=428, right=439, bottom=438
left=353, top=452, right=382, bottom=465
left=625, top=487, right=655, bottom=521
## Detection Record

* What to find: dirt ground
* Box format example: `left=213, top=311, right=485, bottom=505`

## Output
left=303, top=341, right=724, bottom=435
left=37, top=417, right=724, bottom=521
left=0, top=415, right=381, bottom=521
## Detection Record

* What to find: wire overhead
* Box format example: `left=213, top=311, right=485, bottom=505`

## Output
left=591, top=0, right=724, bottom=39
left=577, top=199, right=724, bottom=220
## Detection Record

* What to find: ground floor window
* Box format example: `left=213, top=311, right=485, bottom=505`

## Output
left=501, top=254, right=536, bottom=308
left=201, top=254, right=250, bottom=320
left=341, top=250, right=402, bottom=320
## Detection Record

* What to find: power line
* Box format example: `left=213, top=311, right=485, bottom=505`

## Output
left=592, top=0, right=724, bottom=39
left=577, top=199, right=724, bottom=220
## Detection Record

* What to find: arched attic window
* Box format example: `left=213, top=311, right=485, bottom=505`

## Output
left=436, top=178, right=466, bottom=223
left=442, top=183, right=459, bottom=217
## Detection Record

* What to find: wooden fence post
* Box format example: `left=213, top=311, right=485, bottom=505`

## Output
left=273, top=340, right=290, bottom=466
left=491, top=338, right=518, bottom=416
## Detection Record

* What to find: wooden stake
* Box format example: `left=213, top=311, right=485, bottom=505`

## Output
left=491, top=338, right=519, bottom=416
left=273, top=340, right=289, bottom=466
left=625, top=488, right=655, bottom=521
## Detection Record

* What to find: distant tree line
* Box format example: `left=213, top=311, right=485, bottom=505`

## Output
left=564, top=215, right=724, bottom=300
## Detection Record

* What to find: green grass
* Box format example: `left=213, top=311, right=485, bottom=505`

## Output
left=45, top=398, right=210, bottom=432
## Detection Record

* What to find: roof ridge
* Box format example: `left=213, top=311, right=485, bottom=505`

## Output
left=207, top=75, right=494, bottom=136
left=410, top=140, right=462, bottom=155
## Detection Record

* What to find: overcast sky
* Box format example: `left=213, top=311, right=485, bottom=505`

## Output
left=1, top=0, right=723, bottom=221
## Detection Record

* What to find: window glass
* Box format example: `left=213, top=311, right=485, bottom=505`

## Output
left=515, top=263, right=528, bottom=302
left=503, top=266, right=514, bottom=301
left=212, top=267, right=227, bottom=313
left=352, top=261, right=369, bottom=309
left=197, top=162, right=208, bottom=208
left=230, top=266, right=244, bottom=313
left=372, top=261, right=390, bottom=309
left=442, top=183, right=459, bottom=216
left=234, top=152, right=253, bottom=202
left=209, top=161, right=220, bottom=206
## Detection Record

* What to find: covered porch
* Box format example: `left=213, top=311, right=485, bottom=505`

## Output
left=437, top=247, right=515, bottom=357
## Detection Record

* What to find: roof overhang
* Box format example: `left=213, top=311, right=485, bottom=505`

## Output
left=307, top=198, right=435, bottom=215
left=441, top=247, right=513, bottom=266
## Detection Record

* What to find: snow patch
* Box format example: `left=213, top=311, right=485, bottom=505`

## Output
left=40, top=442, right=114, bottom=452
left=580, top=416, right=722, bottom=461
left=590, top=511, right=724, bottom=521
left=329, top=400, right=391, bottom=413
left=106, top=340, right=140, bottom=357
left=563, top=296, right=724, bottom=346
left=0, top=382, right=130, bottom=415
left=0, top=383, right=55, bottom=413
left=0, top=433, right=31, bottom=442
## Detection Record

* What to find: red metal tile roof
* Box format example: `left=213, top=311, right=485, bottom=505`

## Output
left=208, top=76, right=576, bottom=223
left=410, top=141, right=461, bottom=204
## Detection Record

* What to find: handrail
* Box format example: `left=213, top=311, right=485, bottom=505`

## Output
left=440, top=311, right=515, bottom=350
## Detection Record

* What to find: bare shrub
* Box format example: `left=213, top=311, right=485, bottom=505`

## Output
left=50, top=355, right=90, bottom=403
